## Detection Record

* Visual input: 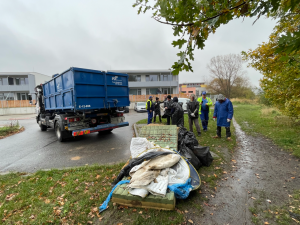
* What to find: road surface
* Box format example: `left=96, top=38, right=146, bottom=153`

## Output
left=0, top=110, right=146, bottom=173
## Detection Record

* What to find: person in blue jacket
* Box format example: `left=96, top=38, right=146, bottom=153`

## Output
left=213, top=94, right=234, bottom=141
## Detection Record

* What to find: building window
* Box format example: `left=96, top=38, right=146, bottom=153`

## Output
left=146, top=75, right=159, bottom=82
left=16, top=78, right=20, bottom=85
left=8, top=77, right=14, bottom=85
left=182, top=91, right=186, bottom=93
left=0, top=93, right=14, bottom=100
left=25, top=77, right=28, bottom=84
left=188, top=91, right=193, bottom=93
left=17, top=93, right=28, bottom=100
left=0, top=78, right=3, bottom=85
left=129, top=75, right=141, bottom=82
left=162, top=88, right=173, bottom=94
left=146, top=88, right=161, bottom=95
left=129, top=89, right=142, bottom=95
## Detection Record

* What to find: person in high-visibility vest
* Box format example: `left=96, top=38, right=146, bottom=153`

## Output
left=146, top=96, right=154, bottom=124
left=197, top=91, right=213, bottom=131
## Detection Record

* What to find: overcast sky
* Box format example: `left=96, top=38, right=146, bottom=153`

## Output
left=0, top=0, right=276, bottom=87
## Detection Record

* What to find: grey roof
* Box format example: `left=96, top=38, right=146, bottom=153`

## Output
left=0, top=72, right=51, bottom=77
left=108, top=70, right=173, bottom=75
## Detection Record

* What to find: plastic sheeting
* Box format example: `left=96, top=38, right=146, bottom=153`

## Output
left=168, top=178, right=193, bottom=199
left=99, top=180, right=130, bottom=213
left=130, top=137, right=155, bottom=158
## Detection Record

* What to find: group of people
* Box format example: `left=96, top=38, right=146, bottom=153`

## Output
left=146, top=95, right=184, bottom=127
left=146, top=92, right=233, bottom=140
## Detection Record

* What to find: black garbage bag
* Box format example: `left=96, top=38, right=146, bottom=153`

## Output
left=184, top=131, right=199, bottom=150
left=178, top=127, right=188, bottom=143
left=178, top=141, right=202, bottom=170
left=192, top=146, right=214, bottom=167
left=111, top=151, right=173, bottom=187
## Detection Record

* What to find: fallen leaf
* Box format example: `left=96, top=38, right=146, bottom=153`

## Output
left=29, top=215, right=35, bottom=219
left=188, top=219, right=193, bottom=224
left=210, top=213, right=214, bottom=215
left=291, top=177, right=295, bottom=179
left=264, top=222, right=270, bottom=225
left=185, top=210, right=188, bottom=213
left=45, top=199, right=50, bottom=204
left=251, top=197, right=256, bottom=200
left=139, top=211, right=143, bottom=214
left=96, top=175, right=100, bottom=179
left=87, top=221, right=93, bottom=224
left=132, top=209, right=137, bottom=212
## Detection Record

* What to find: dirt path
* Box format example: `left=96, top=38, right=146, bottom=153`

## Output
left=192, top=119, right=300, bottom=225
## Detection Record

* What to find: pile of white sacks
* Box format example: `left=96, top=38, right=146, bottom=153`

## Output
left=127, top=137, right=190, bottom=198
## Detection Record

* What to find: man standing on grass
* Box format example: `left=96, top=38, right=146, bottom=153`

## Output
left=153, top=97, right=162, bottom=123
left=197, top=91, right=213, bottom=131
left=213, top=94, right=234, bottom=141
left=164, top=95, right=173, bottom=125
left=187, top=94, right=201, bottom=136
left=146, top=96, right=153, bottom=125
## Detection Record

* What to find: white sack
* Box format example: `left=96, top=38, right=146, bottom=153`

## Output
left=129, top=188, right=149, bottom=198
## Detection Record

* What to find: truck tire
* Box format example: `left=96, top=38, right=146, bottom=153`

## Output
left=39, top=121, right=47, bottom=131
left=55, top=123, right=66, bottom=142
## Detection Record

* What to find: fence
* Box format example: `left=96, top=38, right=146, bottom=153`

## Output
left=0, top=100, right=36, bottom=108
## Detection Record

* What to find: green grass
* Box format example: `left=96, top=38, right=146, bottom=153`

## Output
left=233, top=104, right=300, bottom=157
left=0, top=121, right=20, bottom=137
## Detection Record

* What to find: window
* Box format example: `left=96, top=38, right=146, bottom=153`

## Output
left=1, top=93, right=14, bottom=100
left=0, top=78, right=3, bottom=85
left=182, top=91, right=186, bottom=93
left=8, top=77, right=14, bottom=85
left=188, top=91, right=193, bottom=93
left=20, top=78, right=26, bottom=85
left=24, top=78, right=28, bottom=84
left=137, top=102, right=144, bottom=106
left=15, top=78, right=20, bottom=85
left=146, top=75, right=159, bottom=82
left=162, top=88, right=173, bottom=94
left=17, top=93, right=28, bottom=100
left=129, top=89, right=142, bottom=95
left=129, top=75, right=141, bottom=82
left=146, top=88, right=160, bottom=95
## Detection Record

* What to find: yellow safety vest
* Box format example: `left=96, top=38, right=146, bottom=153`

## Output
left=146, top=99, right=152, bottom=110
left=197, top=97, right=213, bottom=114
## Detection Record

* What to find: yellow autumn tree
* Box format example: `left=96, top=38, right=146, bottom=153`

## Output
left=242, top=7, right=300, bottom=119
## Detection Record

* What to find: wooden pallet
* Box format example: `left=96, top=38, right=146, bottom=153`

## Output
left=112, top=184, right=176, bottom=210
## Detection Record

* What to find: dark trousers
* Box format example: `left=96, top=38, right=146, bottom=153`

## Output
left=153, top=111, right=162, bottom=123
left=217, top=126, right=231, bottom=138
left=147, top=110, right=153, bottom=125
left=200, top=110, right=209, bottom=130
left=166, top=116, right=172, bottom=125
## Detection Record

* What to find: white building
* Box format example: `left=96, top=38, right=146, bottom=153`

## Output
left=0, top=72, right=51, bottom=100
left=108, top=70, right=179, bottom=95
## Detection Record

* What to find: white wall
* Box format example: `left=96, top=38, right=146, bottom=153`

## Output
left=34, top=73, right=52, bottom=86
left=0, top=107, right=35, bottom=115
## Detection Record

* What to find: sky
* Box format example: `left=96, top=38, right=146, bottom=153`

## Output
left=0, top=0, right=277, bottom=87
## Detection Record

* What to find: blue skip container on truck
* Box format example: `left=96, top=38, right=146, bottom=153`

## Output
left=29, top=67, right=130, bottom=142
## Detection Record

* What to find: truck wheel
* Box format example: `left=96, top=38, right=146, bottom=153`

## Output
left=39, top=121, right=47, bottom=131
left=55, top=123, right=66, bottom=142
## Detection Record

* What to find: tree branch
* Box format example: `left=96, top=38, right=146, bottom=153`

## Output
left=153, top=2, right=247, bottom=27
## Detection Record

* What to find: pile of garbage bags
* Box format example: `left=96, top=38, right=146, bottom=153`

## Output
left=111, top=137, right=200, bottom=200
left=178, top=127, right=214, bottom=170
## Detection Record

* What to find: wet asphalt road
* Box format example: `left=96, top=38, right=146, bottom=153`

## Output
left=0, top=110, right=146, bottom=173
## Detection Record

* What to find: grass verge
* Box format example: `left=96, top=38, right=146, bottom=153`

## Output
left=0, top=121, right=22, bottom=139
left=233, top=103, right=300, bottom=157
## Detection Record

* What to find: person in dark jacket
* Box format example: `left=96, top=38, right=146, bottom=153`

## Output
left=187, top=94, right=201, bottom=136
left=153, top=97, right=162, bottom=123
left=164, top=95, right=173, bottom=125
left=146, top=96, right=154, bottom=125
left=213, top=94, right=234, bottom=141
left=171, top=97, right=184, bottom=127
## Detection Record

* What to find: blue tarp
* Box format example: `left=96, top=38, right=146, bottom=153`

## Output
left=168, top=178, right=193, bottom=199
left=99, top=180, right=130, bottom=213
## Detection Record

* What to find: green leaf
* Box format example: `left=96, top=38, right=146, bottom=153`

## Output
left=172, top=39, right=187, bottom=49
